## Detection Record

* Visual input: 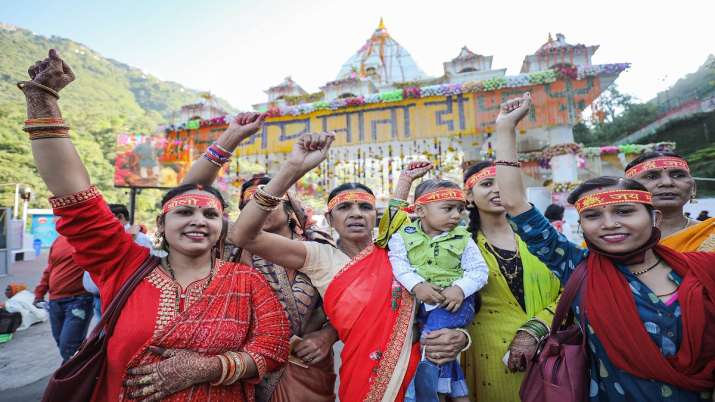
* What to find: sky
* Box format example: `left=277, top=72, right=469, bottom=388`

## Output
left=1, top=0, right=713, bottom=110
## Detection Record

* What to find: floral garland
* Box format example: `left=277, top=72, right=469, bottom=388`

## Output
left=542, top=143, right=582, bottom=159
left=284, top=92, right=324, bottom=106
left=553, top=65, right=578, bottom=80
left=514, top=142, right=676, bottom=163
left=581, top=142, right=675, bottom=157
left=199, top=116, right=227, bottom=127
left=166, top=63, right=630, bottom=131
left=550, top=181, right=582, bottom=193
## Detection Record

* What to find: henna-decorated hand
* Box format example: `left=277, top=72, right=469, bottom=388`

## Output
left=495, top=92, right=531, bottom=131
left=399, top=160, right=433, bottom=181
left=27, top=49, right=75, bottom=93
left=227, top=112, right=266, bottom=142
left=124, top=346, right=221, bottom=401
left=507, top=331, right=538, bottom=372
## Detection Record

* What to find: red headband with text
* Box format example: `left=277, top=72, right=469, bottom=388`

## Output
left=465, top=166, right=496, bottom=189
left=574, top=189, right=653, bottom=213
left=416, top=188, right=466, bottom=205
left=327, top=191, right=376, bottom=211
left=162, top=193, right=223, bottom=214
left=625, top=157, right=690, bottom=178
left=242, top=186, right=258, bottom=204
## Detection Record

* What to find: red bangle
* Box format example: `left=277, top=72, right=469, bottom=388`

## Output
left=494, top=160, right=522, bottom=168
left=29, top=130, right=71, bottom=141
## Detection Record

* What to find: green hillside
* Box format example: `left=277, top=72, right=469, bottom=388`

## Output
left=650, top=54, right=715, bottom=111
left=0, top=22, right=234, bottom=216
left=575, top=55, right=715, bottom=194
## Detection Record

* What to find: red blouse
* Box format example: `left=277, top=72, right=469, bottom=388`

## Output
left=51, top=186, right=289, bottom=401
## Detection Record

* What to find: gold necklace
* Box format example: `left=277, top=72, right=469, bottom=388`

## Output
left=484, top=237, right=520, bottom=262
left=484, top=238, right=521, bottom=283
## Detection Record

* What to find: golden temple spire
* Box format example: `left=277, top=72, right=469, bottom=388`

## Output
left=377, top=17, right=385, bottom=30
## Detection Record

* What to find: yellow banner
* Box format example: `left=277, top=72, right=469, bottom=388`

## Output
left=164, top=77, right=603, bottom=158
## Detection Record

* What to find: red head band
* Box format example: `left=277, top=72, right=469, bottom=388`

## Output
left=162, top=193, right=223, bottom=214
left=625, top=157, right=689, bottom=178
left=465, top=166, right=496, bottom=189
left=574, top=190, right=652, bottom=213
left=415, top=188, right=466, bottom=205
left=242, top=186, right=258, bottom=204
left=327, top=191, right=376, bottom=211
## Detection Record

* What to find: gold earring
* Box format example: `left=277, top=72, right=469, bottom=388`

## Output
left=690, top=192, right=698, bottom=204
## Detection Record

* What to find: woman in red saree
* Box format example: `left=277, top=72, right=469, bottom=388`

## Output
left=20, top=49, right=289, bottom=401
left=229, top=132, right=470, bottom=402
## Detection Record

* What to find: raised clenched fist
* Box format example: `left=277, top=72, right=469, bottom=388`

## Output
left=27, top=49, right=75, bottom=93
left=495, top=92, right=531, bottom=130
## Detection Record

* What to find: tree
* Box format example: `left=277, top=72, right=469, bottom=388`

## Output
left=596, top=85, right=634, bottom=123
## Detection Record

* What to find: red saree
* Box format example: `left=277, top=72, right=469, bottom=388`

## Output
left=51, top=188, right=290, bottom=402
left=323, top=245, right=420, bottom=402
left=120, top=261, right=291, bottom=401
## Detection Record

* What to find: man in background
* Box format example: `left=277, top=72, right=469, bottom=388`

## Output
left=108, top=203, right=153, bottom=248
left=34, top=236, right=94, bottom=362
left=83, top=203, right=153, bottom=319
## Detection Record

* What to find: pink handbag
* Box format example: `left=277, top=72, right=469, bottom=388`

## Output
left=520, top=262, right=589, bottom=402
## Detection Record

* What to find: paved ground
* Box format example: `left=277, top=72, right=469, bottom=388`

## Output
left=0, top=375, right=50, bottom=401
left=0, top=251, right=48, bottom=294
left=0, top=251, right=62, bottom=400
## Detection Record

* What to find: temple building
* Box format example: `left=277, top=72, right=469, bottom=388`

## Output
left=177, top=93, right=227, bottom=122
left=254, top=19, right=508, bottom=107
left=136, top=20, right=635, bottom=211
left=521, top=33, right=599, bottom=73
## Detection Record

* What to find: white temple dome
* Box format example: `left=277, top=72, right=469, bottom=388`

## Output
left=335, top=19, right=426, bottom=85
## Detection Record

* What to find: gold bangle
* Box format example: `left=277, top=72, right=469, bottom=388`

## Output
left=224, top=352, right=237, bottom=385
left=17, top=81, right=60, bottom=99
left=23, top=124, right=70, bottom=133
left=455, top=328, right=473, bottom=353
left=210, top=355, right=229, bottom=386
left=251, top=185, right=282, bottom=211
left=224, top=351, right=242, bottom=385
left=29, top=131, right=71, bottom=141
left=516, top=328, right=541, bottom=344
left=213, top=142, right=232, bottom=154
left=256, top=185, right=282, bottom=203
left=237, top=352, right=248, bottom=379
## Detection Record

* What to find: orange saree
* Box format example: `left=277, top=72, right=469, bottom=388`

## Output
left=323, top=245, right=420, bottom=402
left=661, top=217, right=715, bottom=252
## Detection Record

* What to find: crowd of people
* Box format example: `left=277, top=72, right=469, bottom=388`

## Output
left=8, top=49, right=714, bottom=401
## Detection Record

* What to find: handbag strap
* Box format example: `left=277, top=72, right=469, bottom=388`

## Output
left=550, top=260, right=588, bottom=333
left=87, top=255, right=160, bottom=339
